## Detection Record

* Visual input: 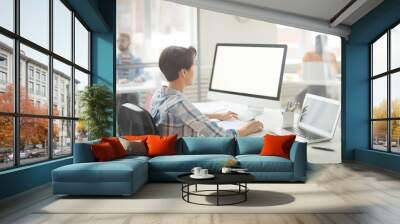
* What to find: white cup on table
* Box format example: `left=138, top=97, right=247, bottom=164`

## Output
left=191, top=167, right=202, bottom=176
left=199, top=169, right=209, bottom=176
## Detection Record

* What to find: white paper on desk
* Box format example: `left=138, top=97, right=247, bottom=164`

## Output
left=217, top=120, right=248, bottom=130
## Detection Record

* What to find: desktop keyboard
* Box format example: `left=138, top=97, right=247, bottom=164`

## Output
left=284, top=127, right=322, bottom=141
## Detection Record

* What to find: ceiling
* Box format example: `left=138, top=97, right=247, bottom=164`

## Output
left=168, top=0, right=384, bottom=37
left=224, top=0, right=383, bottom=25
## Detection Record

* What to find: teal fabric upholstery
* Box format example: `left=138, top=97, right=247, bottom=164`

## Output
left=148, top=154, right=234, bottom=181
left=235, top=140, right=307, bottom=182
left=117, top=155, right=150, bottom=163
left=289, top=142, right=307, bottom=181
left=149, top=154, right=234, bottom=172
left=236, top=137, right=263, bottom=155
left=52, top=137, right=307, bottom=195
left=73, top=140, right=100, bottom=163
left=52, top=158, right=148, bottom=195
left=236, top=155, right=293, bottom=172
left=178, top=137, right=236, bottom=155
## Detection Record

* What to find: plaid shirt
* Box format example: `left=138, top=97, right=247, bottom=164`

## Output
left=150, top=86, right=236, bottom=137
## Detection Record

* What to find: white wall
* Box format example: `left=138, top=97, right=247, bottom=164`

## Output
left=198, top=9, right=278, bottom=101
left=200, top=10, right=277, bottom=71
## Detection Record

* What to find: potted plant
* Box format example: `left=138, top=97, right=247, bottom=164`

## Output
left=79, top=84, right=113, bottom=140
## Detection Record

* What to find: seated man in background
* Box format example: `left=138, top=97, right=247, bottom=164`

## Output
left=295, top=34, right=340, bottom=105
left=150, top=46, right=263, bottom=137
left=117, top=33, right=145, bottom=84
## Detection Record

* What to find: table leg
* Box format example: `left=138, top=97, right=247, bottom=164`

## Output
left=187, top=184, right=190, bottom=202
left=245, top=183, right=247, bottom=201
left=217, top=184, right=219, bottom=206
left=181, top=184, right=183, bottom=199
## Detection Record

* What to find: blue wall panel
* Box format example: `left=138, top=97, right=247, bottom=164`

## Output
left=91, top=0, right=116, bottom=135
left=92, top=32, right=115, bottom=135
left=355, top=148, right=400, bottom=172
left=0, top=158, right=72, bottom=199
left=344, top=0, right=400, bottom=171
left=92, top=33, right=114, bottom=88
left=343, top=44, right=369, bottom=159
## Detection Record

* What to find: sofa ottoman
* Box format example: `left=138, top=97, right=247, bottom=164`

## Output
left=52, top=156, right=148, bottom=196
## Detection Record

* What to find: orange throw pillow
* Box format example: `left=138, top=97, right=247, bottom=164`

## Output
left=146, top=135, right=177, bottom=157
left=91, top=142, right=117, bottom=162
left=101, top=137, right=126, bottom=158
left=259, top=134, right=296, bottom=159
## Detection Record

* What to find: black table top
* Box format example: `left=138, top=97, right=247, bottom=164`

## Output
left=177, top=172, right=255, bottom=185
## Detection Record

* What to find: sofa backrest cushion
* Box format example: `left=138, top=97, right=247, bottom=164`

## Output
left=101, top=137, right=127, bottom=158
left=236, top=137, right=263, bottom=155
left=91, top=142, right=119, bottom=161
left=178, top=137, right=236, bottom=155
left=259, top=134, right=296, bottom=159
left=147, top=135, right=177, bottom=157
left=73, top=139, right=100, bottom=163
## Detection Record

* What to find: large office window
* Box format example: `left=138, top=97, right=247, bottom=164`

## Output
left=371, top=23, right=400, bottom=153
left=0, top=0, right=91, bottom=170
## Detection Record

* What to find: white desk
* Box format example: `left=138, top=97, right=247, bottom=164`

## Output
left=194, top=101, right=341, bottom=164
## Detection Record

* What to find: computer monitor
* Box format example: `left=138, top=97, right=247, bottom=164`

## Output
left=208, top=43, right=287, bottom=112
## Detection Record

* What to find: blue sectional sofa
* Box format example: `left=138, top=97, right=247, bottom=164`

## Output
left=52, top=137, right=307, bottom=196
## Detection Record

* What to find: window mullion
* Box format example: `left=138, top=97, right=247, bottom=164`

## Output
left=13, top=0, right=21, bottom=166
left=370, top=45, right=373, bottom=149
left=48, top=0, right=54, bottom=160
left=71, top=10, right=76, bottom=154
left=388, top=30, right=391, bottom=152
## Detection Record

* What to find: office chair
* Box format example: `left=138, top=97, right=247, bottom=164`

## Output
left=117, top=103, right=157, bottom=136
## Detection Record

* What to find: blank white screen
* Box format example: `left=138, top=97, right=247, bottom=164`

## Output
left=210, top=45, right=285, bottom=98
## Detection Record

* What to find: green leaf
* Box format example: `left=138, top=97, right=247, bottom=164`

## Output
left=79, top=84, right=113, bottom=140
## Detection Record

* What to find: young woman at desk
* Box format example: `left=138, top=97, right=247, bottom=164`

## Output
left=150, top=46, right=263, bottom=137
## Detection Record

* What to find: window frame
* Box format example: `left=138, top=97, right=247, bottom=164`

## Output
left=0, top=0, right=92, bottom=171
left=370, top=20, right=400, bottom=154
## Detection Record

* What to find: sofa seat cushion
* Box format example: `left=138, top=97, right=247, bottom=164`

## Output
left=149, top=154, right=235, bottom=172
left=116, top=155, right=150, bottom=163
left=236, top=155, right=293, bottom=172
left=53, top=159, right=147, bottom=183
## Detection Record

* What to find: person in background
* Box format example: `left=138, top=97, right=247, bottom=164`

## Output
left=302, top=35, right=340, bottom=76
left=150, top=46, right=263, bottom=137
left=295, top=34, right=340, bottom=104
left=116, top=33, right=147, bottom=124
left=116, top=33, right=145, bottom=84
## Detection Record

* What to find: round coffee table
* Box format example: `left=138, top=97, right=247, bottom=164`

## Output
left=177, top=173, right=255, bottom=206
